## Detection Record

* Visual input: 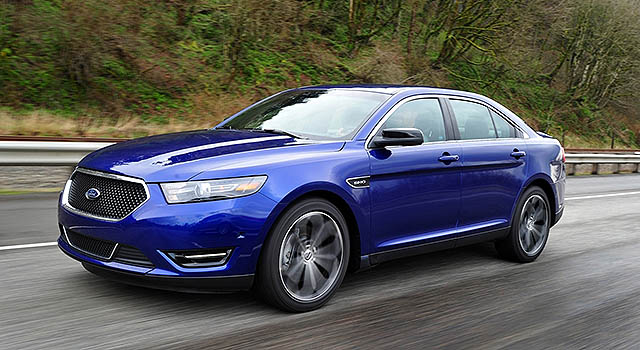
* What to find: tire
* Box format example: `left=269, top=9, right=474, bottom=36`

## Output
left=495, top=186, right=551, bottom=263
left=255, top=198, right=350, bottom=312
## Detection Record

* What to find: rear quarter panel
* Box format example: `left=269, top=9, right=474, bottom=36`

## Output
left=523, top=138, right=565, bottom=215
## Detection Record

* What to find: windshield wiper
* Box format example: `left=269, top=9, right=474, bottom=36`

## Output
left=214, top=126, right=306, bottom=139
left=242, top=128, right=306, bottom=139
left=213, top=125, right=236, bottom=130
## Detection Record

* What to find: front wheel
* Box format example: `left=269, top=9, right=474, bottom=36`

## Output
left=256, top=198, right=350, bottom=312
left=496, top=186, right=551, bottom=263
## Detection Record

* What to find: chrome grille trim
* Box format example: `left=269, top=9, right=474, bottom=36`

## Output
left=61, top=167, right=150, bottom=222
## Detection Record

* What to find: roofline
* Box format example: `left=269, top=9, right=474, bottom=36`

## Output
left=297, top=84, right=476, bottom=96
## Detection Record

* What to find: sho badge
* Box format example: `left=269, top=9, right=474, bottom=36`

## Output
left=346, top=176, right=370, bottom=189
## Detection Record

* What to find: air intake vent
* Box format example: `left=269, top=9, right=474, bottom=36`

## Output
left=113, top=245, right=154, bottom=268
left=64, top=228, right=117, bottom=260
left=165, top=248, right=233, bottom=268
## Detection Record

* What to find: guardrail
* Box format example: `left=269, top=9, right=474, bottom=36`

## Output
left=565, top=148, right=640, bottom=154
left=1, top=140, right=639, bottom=175
left=565, top=153, right=640, bottom=175
left=0, top=141, right=113, bottom=166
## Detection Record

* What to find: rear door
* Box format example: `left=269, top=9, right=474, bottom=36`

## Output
left=368, top=97, right=462, bottom=251
left=446, top=98, right=527, bottom=234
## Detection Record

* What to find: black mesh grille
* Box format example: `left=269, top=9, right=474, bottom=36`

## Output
left=65, top=229, right=116, bottom=259
left=113, top=245, right=154, bottom=267
left=68, top=170, right=147, bottom=220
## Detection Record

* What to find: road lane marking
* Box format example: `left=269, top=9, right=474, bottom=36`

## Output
left=565, top=190, right=640, bottom=201
left=1, top=190, right=639, bottom=251
left=0, top=242, right=58, bottom=251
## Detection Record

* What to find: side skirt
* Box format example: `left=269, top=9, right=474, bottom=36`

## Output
left=366, top=227, right=510, bottom=266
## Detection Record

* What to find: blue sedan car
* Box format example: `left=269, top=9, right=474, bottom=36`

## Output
left=58, top=85, right=565, bottom=312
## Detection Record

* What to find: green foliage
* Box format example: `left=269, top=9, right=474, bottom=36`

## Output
left=0, top=0, right=638, bottom=147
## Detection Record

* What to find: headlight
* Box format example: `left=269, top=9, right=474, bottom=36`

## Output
left=160, top=175, right=267, bottom=204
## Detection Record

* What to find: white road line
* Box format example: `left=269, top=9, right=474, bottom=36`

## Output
left=0, top=190, right=638, bottom=251
left=0, top=242, right=58, bottom=251
left=565, top=190, right=640, bottom=201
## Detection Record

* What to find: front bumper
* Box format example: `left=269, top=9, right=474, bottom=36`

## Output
left=84, top=262, right=253, bottom=292
left=58, top=183, right=279, bottom=287
left=59, top=238, right=253, bottom=292
left=81, top=258, right=252, bottom=293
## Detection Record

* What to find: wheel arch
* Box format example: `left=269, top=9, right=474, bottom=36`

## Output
left=259, top=183, right=365, bottom=274
left=519, top=174, right=557, bottom=225
left=287, top=190, right=362, bottom=272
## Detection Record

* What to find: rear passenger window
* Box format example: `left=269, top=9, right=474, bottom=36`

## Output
left=380, top=99, right=447, bottom=143
left=449, top=100, right=497, bottom=140
left=491, top=111, right=516, bottom=138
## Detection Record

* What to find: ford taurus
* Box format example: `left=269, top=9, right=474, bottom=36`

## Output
left=58, top=85, right=566, bottom=312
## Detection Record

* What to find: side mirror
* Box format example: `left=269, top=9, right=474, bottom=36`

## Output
left=372, top=128, right=424, bottom=148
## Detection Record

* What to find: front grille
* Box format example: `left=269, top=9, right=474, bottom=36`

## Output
left=65, top=228, right=117, bottom=259
left=113, top=245, right=154, bottom=267
left=67, top=169, right=148, bottom=220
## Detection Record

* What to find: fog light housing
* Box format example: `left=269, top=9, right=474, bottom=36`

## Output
left=165, top=248, right=233, bottom=268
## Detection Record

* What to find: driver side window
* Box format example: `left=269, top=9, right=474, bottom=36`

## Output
left=379, top=99, right=447, bottom=143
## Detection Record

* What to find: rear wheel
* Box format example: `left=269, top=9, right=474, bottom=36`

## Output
left=256, top=198, right=350, bottom=312
left=496, top=186, right=551, bottom=263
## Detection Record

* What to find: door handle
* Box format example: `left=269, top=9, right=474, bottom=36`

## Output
left=438, top=154, right=460, bottom=163
left=511, top=150, right=526, bottom=159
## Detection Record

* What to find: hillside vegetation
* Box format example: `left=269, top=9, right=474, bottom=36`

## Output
left=1, top=0, right=639, bottom=148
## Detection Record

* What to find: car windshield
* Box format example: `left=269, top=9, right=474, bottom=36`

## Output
left=218, top=89, right=389, bottom=140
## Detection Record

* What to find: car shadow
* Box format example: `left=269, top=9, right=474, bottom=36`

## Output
left=341, top=241, right=502, bottom=288
left=76, top=241, right=503, bottom=314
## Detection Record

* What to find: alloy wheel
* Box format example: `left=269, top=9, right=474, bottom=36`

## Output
left=278, top=211, right=344, bottom=303
left=518, top=194, right=549, bottom=256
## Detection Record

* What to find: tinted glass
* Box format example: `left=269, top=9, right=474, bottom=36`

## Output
left=221, top=89, right=389, bottom=140
left=491, top=110, right=516, bottom=138
left=450, top=100, right=497, bottom=140
left=379, top=99, right=446, bottom=143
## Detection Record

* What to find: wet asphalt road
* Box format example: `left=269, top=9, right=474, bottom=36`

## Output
left=1, top=174, right=639, bottom=349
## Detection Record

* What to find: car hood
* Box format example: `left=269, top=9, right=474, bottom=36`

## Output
left=79, top=129, right=344, bottom=182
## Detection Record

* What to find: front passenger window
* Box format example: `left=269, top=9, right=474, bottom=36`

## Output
left=379, top=99, right=446, bottom=143
left=450, top=100, right=497, bottom=140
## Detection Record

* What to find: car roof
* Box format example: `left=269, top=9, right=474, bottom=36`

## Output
left=298, top=84, right=477, bottom=97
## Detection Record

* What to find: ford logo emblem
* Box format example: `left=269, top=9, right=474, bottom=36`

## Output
left=85, top=188, right=101, bottom=201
